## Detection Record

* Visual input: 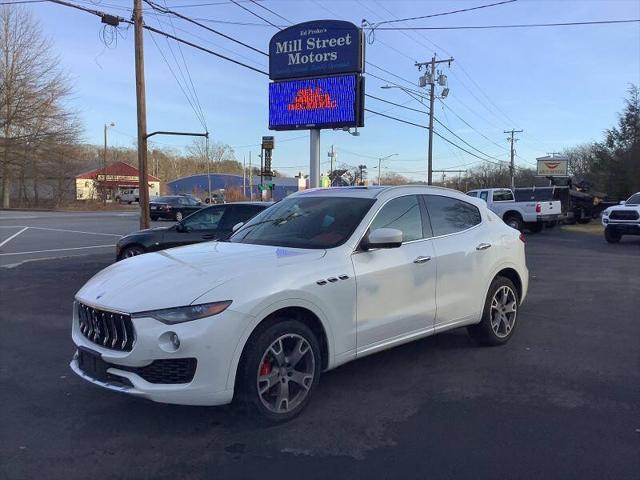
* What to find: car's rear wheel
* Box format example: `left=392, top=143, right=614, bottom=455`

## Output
left=605, top=227, right=622, bottom=243
left=504, top=213, right=523, bottom=231
left=175, top=211, right=183, bottom=221
left=468, top=276, right=519, bottom=346
left=121, top=245, right=145, bottom=259
left=240, top=320, right=321, bottom=422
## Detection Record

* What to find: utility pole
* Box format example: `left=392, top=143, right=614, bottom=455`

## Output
left=416, top=54, right=453, bottom=185
left=242, top=154, right=246, bottom=198
left=102, top=122, right=114, bottom=205
left=505, top=129, right=523, bottom=190
left=249, top=151, right=253, bottom=200
left=328, top=145, right=336, bottom=186
left=134, top=0, right=150, bottom=229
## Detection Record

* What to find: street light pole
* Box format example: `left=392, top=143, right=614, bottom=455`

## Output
left=377, top=153, right=398, bottom=185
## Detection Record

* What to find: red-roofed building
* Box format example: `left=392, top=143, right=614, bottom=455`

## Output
left=75, top=162, right=161, bottom=201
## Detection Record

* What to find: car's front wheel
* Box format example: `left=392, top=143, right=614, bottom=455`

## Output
left=240, top=320, right=321, bottom=422
left=120, top=245, right=145, bottom=259
left=605, top=227, right=622, bottom=243
left=468, top=276, right=519, bottom=345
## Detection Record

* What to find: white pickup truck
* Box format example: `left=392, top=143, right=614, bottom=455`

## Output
left=467, top=188, right=562, bottom=233
left=601, top=192, right=640, bottom=243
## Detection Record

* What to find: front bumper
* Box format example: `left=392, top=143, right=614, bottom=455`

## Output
left=70, top=302, right=250, bottom=406
left=602, top=220, right=640, bottom=235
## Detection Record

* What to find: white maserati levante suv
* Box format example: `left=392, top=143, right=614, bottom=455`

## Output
left=71, top=186, right=528, bottom=421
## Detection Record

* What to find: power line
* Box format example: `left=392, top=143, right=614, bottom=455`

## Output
left=143, top=24, right=269, bottom=75
left=375, top=19, right=640, bottom=30
left=144, top=0, right=268, bottom=56
left=247, top=0, right=291, bottom=24
left=230, top=0, right=280, bottom=29
left=373, top=0, right=517, bottom=26
left=365, top=108, right=503, bottom=165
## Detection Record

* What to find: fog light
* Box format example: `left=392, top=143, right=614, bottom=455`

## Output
left=158, top=331, right=181, bottom=352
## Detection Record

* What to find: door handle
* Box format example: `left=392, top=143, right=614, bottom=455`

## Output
left=413, top=256, right=431, bottom=264
left=476, top=243, right=492, bottom=251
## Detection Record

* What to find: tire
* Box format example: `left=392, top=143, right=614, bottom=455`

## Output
left=468, top=276, right=520, bottom=346
left=120, top=245, right=145, bottom=260
left=504, top=213, right=524, bottom=231
left=175, top=211, right=183, bottom=222
left=150, top=215, right=159, bottom=221
left=239, top=319, right=321, bottom=423
left=527, top=222, right=544, bottom=233
left=604, top=227, right=622, bottom=243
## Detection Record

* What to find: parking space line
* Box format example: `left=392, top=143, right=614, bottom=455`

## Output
left=0, top=227, right=28, bottom=248
left=0, top=245, right=115, bottom=256
left=23, top=226, right=123, bottom=237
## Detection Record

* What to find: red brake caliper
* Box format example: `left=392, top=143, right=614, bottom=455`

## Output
left=259, top=358, right=272, bottom=376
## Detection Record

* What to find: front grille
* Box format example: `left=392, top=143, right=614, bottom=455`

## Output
left=117, top=358, right=197, bottom=384
left=77, top=302, right=135, bottom=352
left=609, top=210, right=639, bottom=220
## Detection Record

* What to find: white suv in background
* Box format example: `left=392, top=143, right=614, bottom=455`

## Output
left=70, top=186, right=529, bottom=421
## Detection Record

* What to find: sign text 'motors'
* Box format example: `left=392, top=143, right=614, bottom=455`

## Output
left=269, top=20, right=363, bottom=80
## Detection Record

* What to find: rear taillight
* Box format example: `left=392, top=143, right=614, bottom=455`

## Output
left=519, top=232, right=526, bottom=243
left=535, top=203, right=541, bottom=213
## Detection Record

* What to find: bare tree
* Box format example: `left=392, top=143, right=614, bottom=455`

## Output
left=0, top=5, right=80, bottom=207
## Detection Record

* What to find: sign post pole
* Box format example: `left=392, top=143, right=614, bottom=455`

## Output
left=310, top=129, right=320, bottom=188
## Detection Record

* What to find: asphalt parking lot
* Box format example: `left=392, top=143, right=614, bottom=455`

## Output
left=1, top=211, right=639, bottom=479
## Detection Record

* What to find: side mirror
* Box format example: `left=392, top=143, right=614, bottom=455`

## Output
left=619, top=200, right=626, bottom=205
left=232, top=222, right=244, bottom=232
left=361, top=228, right=403, bottom=250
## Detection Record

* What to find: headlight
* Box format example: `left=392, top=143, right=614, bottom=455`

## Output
left=602, top=211, right=609, bottom=217
left=133, top=300, right=232, bottom=324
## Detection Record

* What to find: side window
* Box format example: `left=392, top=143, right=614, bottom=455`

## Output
left=479, top=191, right=488, bottom=202
left=467, top=191, right=478, bottom=197
left=369, top=195, right=424, bottom=243
left=493, top=190, right=514, bottom=202
left=182, top=207, right=224, bottom=231
left=178, top=197, right=189, bottom=206
left=219, top=205, right=258, bottom=230
left=424, top=195, right=482, bottom=236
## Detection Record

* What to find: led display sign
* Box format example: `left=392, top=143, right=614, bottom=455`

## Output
left=269, top=20, right=363, bottom=80
left=269, top=75, right=363, bottom=131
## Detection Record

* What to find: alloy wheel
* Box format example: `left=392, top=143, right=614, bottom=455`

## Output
left=490, top=285, right=517, bottom=338
left=256, top=334, right=315, bottom=414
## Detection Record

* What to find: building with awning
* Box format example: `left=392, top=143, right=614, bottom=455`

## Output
left=75, top=161, right=160, bottom=201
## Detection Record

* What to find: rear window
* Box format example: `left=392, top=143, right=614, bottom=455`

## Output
left=424, top=195, right=482, bottom=236
left=493, top=190, right=514, bottom=202
left=154, top=196, right=178, bottom=203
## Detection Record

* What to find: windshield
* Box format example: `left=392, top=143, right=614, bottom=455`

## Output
left=626, top=193, right=640, bottom=205
left=230, top=196, right=375, bottom=249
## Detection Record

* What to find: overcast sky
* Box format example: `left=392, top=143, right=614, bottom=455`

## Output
left=25, top=0, right=640, bottom=181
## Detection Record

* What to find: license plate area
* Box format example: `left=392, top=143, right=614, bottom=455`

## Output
left=77, top=347, right=110, bottom=382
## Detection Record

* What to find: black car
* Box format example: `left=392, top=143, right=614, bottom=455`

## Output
left=117, top=202, right=270, bottom=260
left=149, top=195, right=205, bottom=221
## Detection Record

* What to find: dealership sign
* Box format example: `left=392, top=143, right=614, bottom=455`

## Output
left=536, top=156, right=569, bottom=177
left=269, top=20, right=363, bottom=80
left=268, top=20, right=365, bottom=132
left=269, top=75, right=363, bottom=130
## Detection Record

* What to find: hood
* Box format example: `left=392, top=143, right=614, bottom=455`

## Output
left=119, top=226, right=170, bottom=241
left=76, top=241, right=326, bottom=313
